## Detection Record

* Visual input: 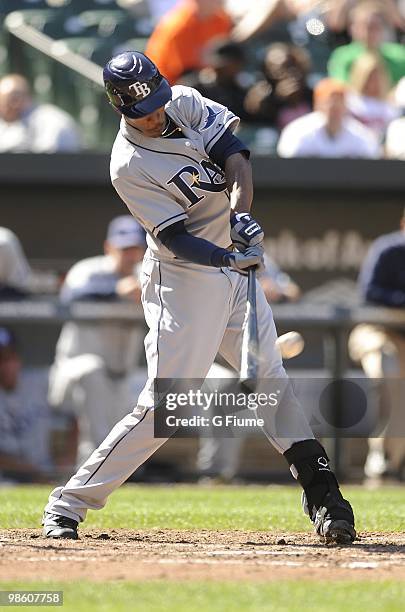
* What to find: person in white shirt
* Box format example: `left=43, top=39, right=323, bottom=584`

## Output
left=277, top=77, right=381, bottom=158
left=0, top=74, right=81, bottom=153
left=385, top=116, right=405, bottom=159
left=346, top=52, right=399, bottom=142
left=385, top=75, right=405, bottom=159
left=0, top=227, right=32, bottom=299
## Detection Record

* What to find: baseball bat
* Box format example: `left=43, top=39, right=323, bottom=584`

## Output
left=4, top=13, right=104, bottom=86
left=239, top=267, right=259, bottom=392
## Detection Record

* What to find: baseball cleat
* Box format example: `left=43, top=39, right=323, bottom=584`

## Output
left=42, top=512, right=79, bottom=540
left=313, top=513, right=356, bottom=544
left=302, top=491, right=356, bottom=545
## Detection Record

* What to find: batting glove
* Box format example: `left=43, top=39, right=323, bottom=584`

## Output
left=230, top=212, right=264, bottom=252
left=224, top=248, right=264, bottom=275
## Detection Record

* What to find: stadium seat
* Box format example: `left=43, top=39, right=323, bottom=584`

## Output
left=58, top=35, right=115, bottom=66
left=70, top=8, right=152, bottom=40
left=0, top=0, right=118, bottom=14
left=3, top=10, right=68, bottom=100
left=0, top=42, right=8, bottom=76
left=112, top=36, right=148, bottom=55
left=51, top=37, right=110, bottom=104
left=0, top=1, right=50, bottom=16
left=68, top=0, right=119, bottom=11
left=50, top=37, right=116, bottom=148
left=74, top=9, right=137, bottom=40
left=71, top=0, right=119, bottom=8
left=5, top=8, right=70, bottom=38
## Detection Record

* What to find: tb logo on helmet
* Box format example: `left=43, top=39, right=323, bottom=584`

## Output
left=128, top=81, right=151, bottom=99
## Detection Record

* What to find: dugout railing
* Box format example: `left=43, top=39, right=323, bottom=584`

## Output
left=1, top=298, right=404, bottom=478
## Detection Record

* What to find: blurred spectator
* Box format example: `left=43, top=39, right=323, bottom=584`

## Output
left=0, top=227, right=32, bottom=299
left=349, top=210, right=405, bottom=481
left=328, top=0, right=405, bottom=36
left=48, top=216, right=147, bottom=464
left=0, top=328, right=53, bottom=483
left=180, top=40, right=253, bottom=122
left=277, top=77, right=380, bottom=157
left=394, top=74, right=405, bottom=108
left=231, top=0, right=329, bottom=42
left=385, top=75, right=405, bottom=158
left=385, top=115, right=405, bottom=159
left=146, top=0, right=179, bottom=22
left=0, top=74, right=81, bottom=153
left=260, top=253, right=301, bottom=302
left=145, top=0, right=232, bottom=84
left=359, top=212, right=405, bottom=308
left=328, top=2, right=405, bottom=85
left=346, top=51, right=399, bottom=141
left=244, top=43, right=313, bottom=130
left=228, top=0, right=333, bottom=42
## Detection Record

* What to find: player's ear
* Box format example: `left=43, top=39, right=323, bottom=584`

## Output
left=104, top=240, right=111, bottom=255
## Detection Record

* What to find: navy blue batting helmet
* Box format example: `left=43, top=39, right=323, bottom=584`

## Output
left=103, top=51, right=172, bottom=118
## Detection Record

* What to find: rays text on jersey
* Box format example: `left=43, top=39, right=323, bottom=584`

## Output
left=167, top=160, right=227, bottom=207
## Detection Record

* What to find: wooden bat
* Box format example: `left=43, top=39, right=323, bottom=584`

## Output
left=4, top=13, right=104, bottom=86
left=239, top=267, right=259, bottom=392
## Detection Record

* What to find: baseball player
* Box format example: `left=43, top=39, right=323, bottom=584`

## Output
left=43, top=51, right=355, bottom=544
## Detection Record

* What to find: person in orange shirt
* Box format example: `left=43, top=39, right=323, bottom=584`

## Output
left=146, top=0, right=232, bottom=84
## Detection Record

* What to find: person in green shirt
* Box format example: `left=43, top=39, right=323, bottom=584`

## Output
left=328, top=1, right=405, bottom=85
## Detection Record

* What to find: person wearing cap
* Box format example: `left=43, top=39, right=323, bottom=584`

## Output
left=0, top=328, right=54, bottom=483
left=277, top=77, right=380, bottom=158
left=48, top=216, right=147, bottom=464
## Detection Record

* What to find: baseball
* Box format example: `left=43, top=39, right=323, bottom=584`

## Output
left=276, top=331, right=305, bottom=359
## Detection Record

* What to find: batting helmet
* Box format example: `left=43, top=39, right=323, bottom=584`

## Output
left=103, top=51, right=172, bottom=119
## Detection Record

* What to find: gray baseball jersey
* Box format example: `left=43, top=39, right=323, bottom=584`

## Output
left=45, top=87, right=314, bottom=523
left=110, top=85, right=236, bottom=261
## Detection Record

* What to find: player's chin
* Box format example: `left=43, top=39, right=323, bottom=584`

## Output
left=146, top=127, right=164, bottom=138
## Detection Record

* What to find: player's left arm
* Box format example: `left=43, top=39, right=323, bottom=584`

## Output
left=224, top=152, right=253, bottom=214
left=209, top=130, right=264, bottom=252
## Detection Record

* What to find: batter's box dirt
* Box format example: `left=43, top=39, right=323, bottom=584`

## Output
left=1, top=530, right=404, bottom=582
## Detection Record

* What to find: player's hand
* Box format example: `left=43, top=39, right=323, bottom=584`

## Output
left=224, top=247, right=264, bottom=274
left=230, top=213, right=264, bottom=252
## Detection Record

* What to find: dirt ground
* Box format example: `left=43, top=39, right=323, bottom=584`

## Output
left=1, top=529, right=405, bottom=582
